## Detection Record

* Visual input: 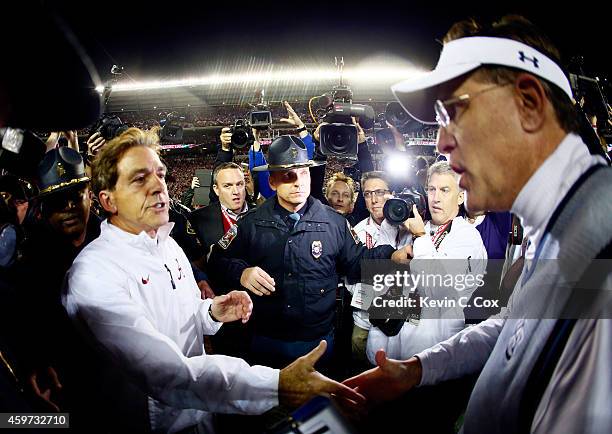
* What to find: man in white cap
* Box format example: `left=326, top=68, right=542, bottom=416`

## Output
left=344, top=15, right=611, bottom=434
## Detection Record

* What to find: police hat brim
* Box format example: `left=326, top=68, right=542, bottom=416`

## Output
left=252, top=160, right=326, bottom=172
left=36, top=177, right=90, bottom=200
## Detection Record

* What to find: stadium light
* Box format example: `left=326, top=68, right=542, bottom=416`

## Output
left=105, top=66, right=425, bottom=92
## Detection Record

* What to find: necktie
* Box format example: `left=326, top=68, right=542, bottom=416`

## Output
left=288, top=212, right=301, bottom=229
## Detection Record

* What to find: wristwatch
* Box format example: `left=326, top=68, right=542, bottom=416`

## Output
left=208, top=305, right=221, bottom=322
left=295, top=125, right=307, bottom=133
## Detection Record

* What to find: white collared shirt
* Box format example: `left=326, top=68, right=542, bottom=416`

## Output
left=221, top=201, right=248, bottom=222
left=63, top=220, right=278, bottom=433
left=354, top=216, right=382, bottom=247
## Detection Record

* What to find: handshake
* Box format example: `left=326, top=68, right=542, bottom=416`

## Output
left=213, top=291, right=422, bottom=414
left=279, top=341, right=423, bottom=416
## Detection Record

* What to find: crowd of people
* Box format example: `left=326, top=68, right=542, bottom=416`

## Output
left=1, top=9, right=611, bottom=434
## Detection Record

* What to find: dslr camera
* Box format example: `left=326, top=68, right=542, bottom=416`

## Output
left=90, top=114, right=129, bottom=141
left=316, top=85, right=375, bottom=156
left=383, top=186, right=427, bottom=225
left=230, top=102, right=272, bottom=149
left=229, top=119, right=255, bottom=149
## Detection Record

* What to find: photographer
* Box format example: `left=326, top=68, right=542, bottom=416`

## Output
left=344, top=171, right=391, bottom=368
left=367, top=161, right=487, bottom=362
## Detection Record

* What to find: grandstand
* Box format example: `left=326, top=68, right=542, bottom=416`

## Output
left=82, top=67, right=439, bottom=201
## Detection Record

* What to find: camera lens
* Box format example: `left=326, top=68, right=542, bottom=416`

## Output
left=383, top=197, right=416, bottom=225
left=232, top=131, right=248, bottom=148
left=319, top=124, right=358, bottom=156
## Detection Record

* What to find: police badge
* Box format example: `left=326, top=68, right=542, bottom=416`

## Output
left=311, top=240, right=322, bottom=259
left=218, top=224, right=238, bottom=249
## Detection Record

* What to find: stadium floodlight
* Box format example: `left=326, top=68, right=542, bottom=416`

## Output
left=106, top=66, right=425, bottom=93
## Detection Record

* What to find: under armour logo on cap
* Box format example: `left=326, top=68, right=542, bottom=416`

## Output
left=518, top=51, right=539, bottom=68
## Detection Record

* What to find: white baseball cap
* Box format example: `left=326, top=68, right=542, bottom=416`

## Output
left=391, top=36, right=573, bottom=125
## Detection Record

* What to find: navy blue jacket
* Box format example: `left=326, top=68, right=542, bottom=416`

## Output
left=208, top=195, right=395, bottom=341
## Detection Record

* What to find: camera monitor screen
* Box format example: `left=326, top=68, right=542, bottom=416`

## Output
left=249, top=111, right=272, bottom=127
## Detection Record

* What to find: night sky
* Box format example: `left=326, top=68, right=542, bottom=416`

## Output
left=24, top=1, right=612, bottom=88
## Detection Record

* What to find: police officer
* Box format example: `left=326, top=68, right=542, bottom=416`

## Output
left=209, top=135, right=411, bottom=369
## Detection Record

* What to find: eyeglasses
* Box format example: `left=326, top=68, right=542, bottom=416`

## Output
left=434, top=83, right=511, bottom=128
left=363, top=189, right=390, bottom=199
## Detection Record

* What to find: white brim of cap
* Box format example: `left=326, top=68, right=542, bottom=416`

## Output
left=391, top=62, right=480, bottom=125
left=391, top=37, right=573, bottom=126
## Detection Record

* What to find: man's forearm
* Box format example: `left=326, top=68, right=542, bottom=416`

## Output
left=415, top=317, right=503, bottom=386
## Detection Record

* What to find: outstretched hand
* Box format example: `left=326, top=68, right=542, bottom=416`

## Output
left=342, top=350, right=422, bottom=406
left=279, top=341, right=366, bottom=411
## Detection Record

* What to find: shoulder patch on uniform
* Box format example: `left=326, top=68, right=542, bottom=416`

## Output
left=217, top=224, right=238, bottom=249
left=347, top=221, right=360, bottom=245
left=186, top=220, right=196, bottom=236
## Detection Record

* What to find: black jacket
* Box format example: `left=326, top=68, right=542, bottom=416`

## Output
left=208, top=195, right=394, bottom=341
left=188, top=201, right=224, bottom=264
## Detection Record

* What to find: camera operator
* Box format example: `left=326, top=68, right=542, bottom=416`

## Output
left=344, top=171, right=392, bottom=368
left=367, top=161, right=487, bottom=363
left=45, top=130, right=80, bottom=154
